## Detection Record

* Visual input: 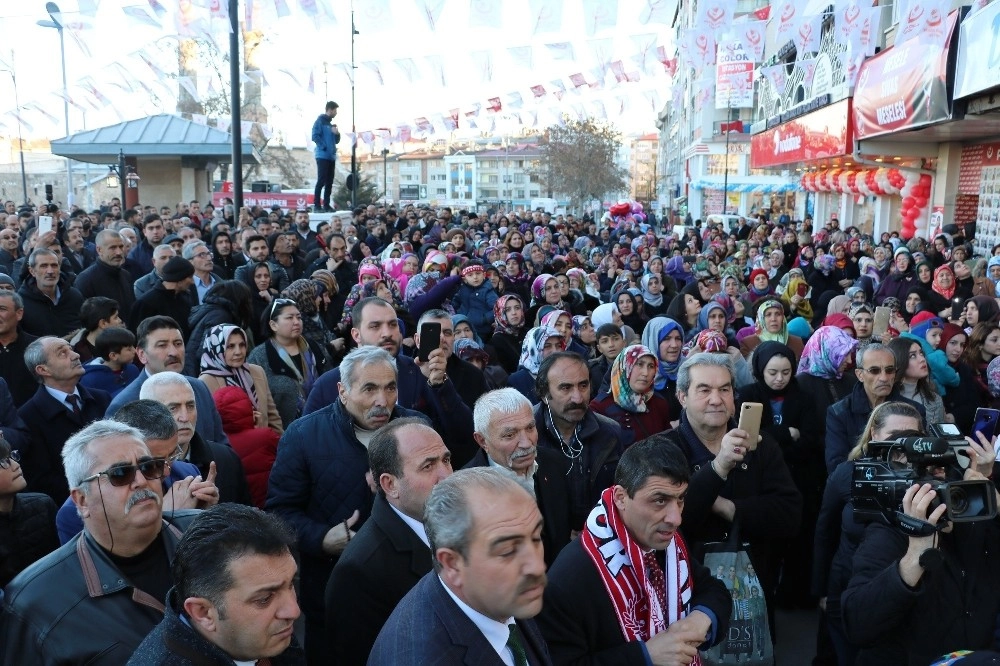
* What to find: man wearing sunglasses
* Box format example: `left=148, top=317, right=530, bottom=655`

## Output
left=825, top=344, right=927, bottom=474
left=0, top=420, right=200, bottom=664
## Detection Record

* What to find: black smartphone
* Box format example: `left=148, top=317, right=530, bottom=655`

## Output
left=952, top=297, right=965, bottom=321
left=972, top=408, right=1000, bottom=443
left=418, top=322, right=441, bottom=362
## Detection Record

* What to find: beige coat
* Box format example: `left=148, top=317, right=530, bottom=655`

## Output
left=200, top=362, right=284, bottom=435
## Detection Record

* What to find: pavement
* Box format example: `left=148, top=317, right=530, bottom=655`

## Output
left=775, top=607, right=826, bottom=666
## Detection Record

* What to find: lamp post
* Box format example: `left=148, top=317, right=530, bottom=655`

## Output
left=228, top=0, right=243, bottom=211
left=0, top=52, right=28, bottom=206
left=722, top=96, right=733, bottom=216
left=381, top=148, right=389, bottom=205
left=37, top=2, right=72, bottom=208
left=107, top=150, right=140, bottom=211
left=349, top=11, right=359, bottom=209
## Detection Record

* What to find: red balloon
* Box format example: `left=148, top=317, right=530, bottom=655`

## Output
left=902, top=197, right=915, bottom=208
left=919, top=174, right=932, bottom=186
left=905, top=207, right=920, bottom=220
left=914, top=197, right=927, bottom=208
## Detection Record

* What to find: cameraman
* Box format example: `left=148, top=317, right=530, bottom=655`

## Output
left=841, top=431, right=1000, bottom=665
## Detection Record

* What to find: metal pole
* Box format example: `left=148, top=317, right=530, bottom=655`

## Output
left=382, top=148, right=388, bottom=204
left=229, top=0, right=243, bottom=211
left=119, top=149, right=126, bottom=211
left=722, top=98, right=731, bottom=216
left=4, top=52, right=28, bottom=206
left=45, top=3, right=72, bottom=209
left=350, top=10, right=358, bottom=210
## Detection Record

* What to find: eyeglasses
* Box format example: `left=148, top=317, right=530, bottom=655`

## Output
left=862, top=365, right=896, bottom=376
left=192, top=251, right=211, bottom=259
left=269, top=298, right=296, bottom=318
left=0, top=450, right=20, bottom=469
left=81, top=457, right=167, bottom=487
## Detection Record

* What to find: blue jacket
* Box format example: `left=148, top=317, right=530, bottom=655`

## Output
left=265, top=399, right=427, bottom=620
left=79, top=359, right=140, bottom=398
left=899, top=332, right=959, bottom=396
left=311, top=113, right=340, bottom=160
left=451, top=282, right=499, bottom=336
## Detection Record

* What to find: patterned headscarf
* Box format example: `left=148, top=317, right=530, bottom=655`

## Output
left=814, top=254, right=836, bottom=276
left=282, top=278, right=320, bottom=317
left=989, top=356, right=1000, bottom=398
left=755, top=300, right=788, bottom=343
left=571, top=315, right=591, bottom=338
left=422, top=250, right=448, bottom=274
left=933, top=264, right=956, bottom=301
left=200, top=325, right=259, bottom=410
left=540, top=309, right=572, bottom=345
left=797, top=325, right=859, bottom=379
left=641, top=316, right=684, bottom=390
left=695, top=329, right=728, bottom=353
left=518, top=325, right=565, bottom=376
left=531, top=273, right=555, bottom=302
left=610, top=344, right=657, bottom=413
left=494, top=294, right=525, bottom=336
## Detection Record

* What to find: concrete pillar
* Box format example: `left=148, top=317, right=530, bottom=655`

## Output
left=935, top=142, right=962, bottom=225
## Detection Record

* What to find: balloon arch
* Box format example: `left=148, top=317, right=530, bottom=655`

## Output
left=800, top=167, right=933, bottom=239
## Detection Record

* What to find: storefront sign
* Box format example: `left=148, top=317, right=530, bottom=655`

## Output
left=750, top=99, right=853, bottom=169
left=716, top=42, right=754, bottom=109
left=853, top=10, right=959, bottom=139
left=956, top=1, right=1000, bottom=99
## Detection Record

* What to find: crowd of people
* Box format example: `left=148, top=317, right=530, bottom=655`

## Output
left=0, top=194, right=999, bottom=665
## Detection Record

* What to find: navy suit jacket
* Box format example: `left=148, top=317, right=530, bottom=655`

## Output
left=17, top=384, right=111, bottom=504
left=368, top=572, right=552, bottom=666
left=105, top=369, right=229, bottom=447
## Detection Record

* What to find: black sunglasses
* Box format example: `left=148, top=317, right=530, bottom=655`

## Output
left=81, top=457, right=166, bottom=487
left=0, top=449, right=20, bottom=469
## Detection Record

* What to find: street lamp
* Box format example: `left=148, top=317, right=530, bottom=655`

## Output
left=0, top=51, right=28, bottom=206
left=106, top=149, right=140, bottom=212
left=37, top=2, right=72, bottom=208
left=381, top=148, right=389, bottom=205
left=722, top=96, right=734, bottom=216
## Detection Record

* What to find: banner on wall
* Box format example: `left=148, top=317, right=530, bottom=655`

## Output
left=955, top=0, right=1000, bottom=98
left=750, top=99, right=854, bottom=169
left=715, top=41, right=754, bottom=109
left=853, top=10, right=959, bottom=139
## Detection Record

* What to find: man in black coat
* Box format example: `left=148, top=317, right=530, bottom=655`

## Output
left=325, top=418, right=452, bottom=665
left=466, top=388, right=574, bottom=566
left=138, top=371, right=251, bottom=506
left=73, top=229, right=134, bottom=316
left=538, top=439, right=732, bottom=665
left=17, top=248, right=83, bottom=337
left=415, top=309, right=489, bottom=411
left=0, top=290, right=38, bottom=407
left=129, top=256, right=195, bottom=339
left=18, top=336, right=111, bottom=504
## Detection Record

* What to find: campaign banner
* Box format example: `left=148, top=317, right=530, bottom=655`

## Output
left=853, top=10, right=958, bottom=139
left=716, top=41, right=754, bottom=109
left=211, top=191, right=315, bottom=210
left=955, top=0, right=1000, bottom=99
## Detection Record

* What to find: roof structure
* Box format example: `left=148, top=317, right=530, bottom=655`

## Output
left=50, top=114, right=261, bottom=165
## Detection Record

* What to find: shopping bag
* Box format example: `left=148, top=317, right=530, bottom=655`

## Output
left=699, top=523, right=774, bottom=666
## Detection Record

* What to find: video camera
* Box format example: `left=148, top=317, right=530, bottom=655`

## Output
left=851, top=436, right=997, bottom=537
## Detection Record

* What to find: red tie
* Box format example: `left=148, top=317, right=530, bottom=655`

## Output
left=643, top=551, right=667, bottom=610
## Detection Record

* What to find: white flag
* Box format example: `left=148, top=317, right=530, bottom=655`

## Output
left=528, top=0, right=563, bottom=33
left=733, top=20, right=767, bottom=62
left=695, top=0, right=732, bottom=30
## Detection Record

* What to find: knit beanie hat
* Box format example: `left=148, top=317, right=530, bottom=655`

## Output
left=787, top=316, right=812, bottom=340
left=160, top=257, right=194, bottom=282
left=909, top=310, right=943, bottom=341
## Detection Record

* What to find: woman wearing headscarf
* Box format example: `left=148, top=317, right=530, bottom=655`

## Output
left=614, top=290, right=647, bottom=336
left=740, top=299, right=805, bottom=361
left=591, top=302, right=639, bottom=345
left=526, top=273, right=565, bottom=328
left=931, top=264, right=958, bottom=319
left=874, top=247, right=917, bottom=306
left=640, top=317, right=684, bottom=425
left=589, top=344, right=671, bottom=442
left=282, top=278, right=340, bottom=368
left=777, top=267, right=814, bottom=322
left=664, top=254, right=694, bottom=288
left=738, top=340, right=823, bottom=610
left=570, top=314, right=597, bottom=360
left=795, top=326, right=859, bottom=448
left=490, top=294, right=528, bottom=374
left=502, top=252, right=531, bottom=303
left=640, top=273, right=669, bottom=318
left=664, top=280, right=706, bottom=340
left=808, top=254, right=842, bottom=304
left=199, top=324, right=283, bottom=435
left=506, top=325, right=566, bottom=404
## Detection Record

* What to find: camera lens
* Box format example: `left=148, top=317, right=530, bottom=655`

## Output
left=950, top=487, right=969, bottom=516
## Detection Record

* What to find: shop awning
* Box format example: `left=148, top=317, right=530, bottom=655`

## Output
left=689, top=180, right=802, bottom=193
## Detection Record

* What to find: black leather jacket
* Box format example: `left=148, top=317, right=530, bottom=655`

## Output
left=0, top=512, right=198, bottom=665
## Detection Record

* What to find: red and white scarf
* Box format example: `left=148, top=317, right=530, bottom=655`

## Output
left=581, top=487, right=699, bottom=661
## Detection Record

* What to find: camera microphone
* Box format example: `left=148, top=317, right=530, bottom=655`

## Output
left=900, top=437, right=949, bottom=458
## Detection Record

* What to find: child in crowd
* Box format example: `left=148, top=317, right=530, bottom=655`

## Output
left=588, top=323, right=624, bottom=400
left=79, top=327, right=140, bottom=398
left=900, top=311, right=960, bottom=398
left=451, top=260, right=499, bottom=341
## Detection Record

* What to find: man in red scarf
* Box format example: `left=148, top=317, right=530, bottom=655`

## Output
left=537, top=439, right=731, bottom=665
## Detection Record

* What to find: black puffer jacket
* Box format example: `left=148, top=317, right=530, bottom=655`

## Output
left=16, top=274, right=84, bottom=337
left=73, top=259, right=135, bottom=315
left=0, top=492, right=58, bottom=587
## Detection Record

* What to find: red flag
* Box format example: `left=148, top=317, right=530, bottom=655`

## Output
left=487, top=97, right=502, bottom=112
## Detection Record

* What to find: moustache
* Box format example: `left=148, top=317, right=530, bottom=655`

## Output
left=510, top=447, right=537, bottom=461
left=565, top=403, right=587, bottom=411
left=366, top=406, right=391, bottom=420
left=125, top=488, right=160, bottom=514
left=517, top=574, right=547, bottom=595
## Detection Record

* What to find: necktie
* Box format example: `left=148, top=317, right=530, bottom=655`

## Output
left=506, top=623, right=529, bottom=666
left=66, top=394, right=81, bottom=416
left=643, top=550, right=667, bottom=610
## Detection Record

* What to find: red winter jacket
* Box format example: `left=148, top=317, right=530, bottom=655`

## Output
left=213, top=386, right=279, bottom=509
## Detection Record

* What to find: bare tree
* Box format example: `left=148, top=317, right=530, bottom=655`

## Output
left=535, top=118, right=628, bottom=211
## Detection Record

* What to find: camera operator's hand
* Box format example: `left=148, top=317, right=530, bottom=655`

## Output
left=898, top=483, right=947, bottom=587
left=964, top=431, right=997, bottom=478
left=713, top=429, right=750, bottom=479
left=414, top=347, right=447, bottom=386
